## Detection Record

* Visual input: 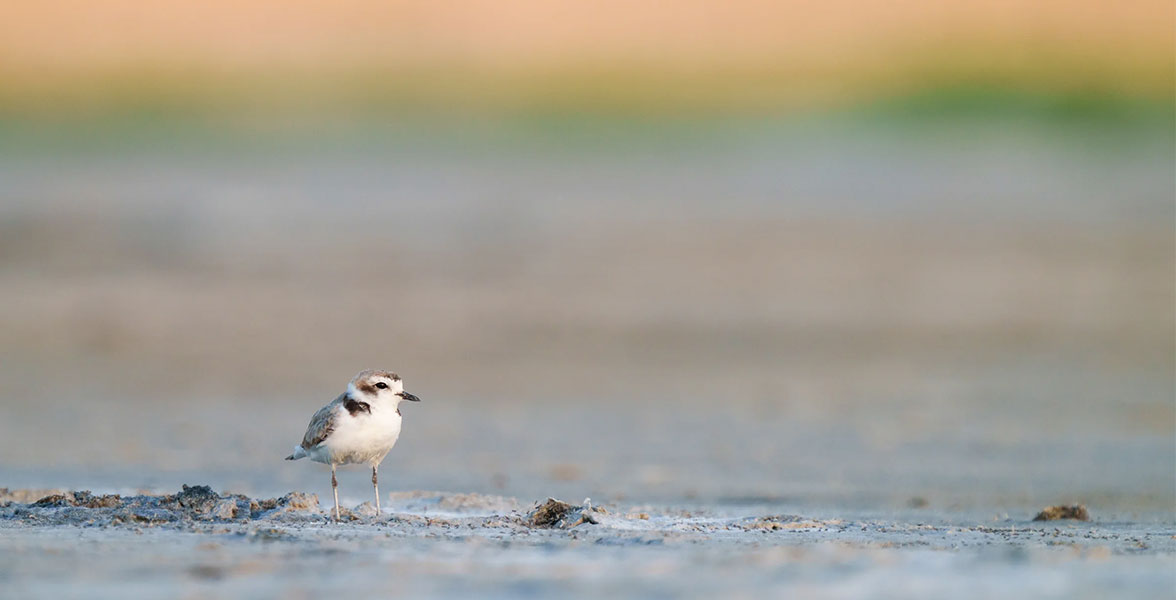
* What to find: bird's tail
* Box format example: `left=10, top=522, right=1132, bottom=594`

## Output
left=285, top=446, right=307, bottom=461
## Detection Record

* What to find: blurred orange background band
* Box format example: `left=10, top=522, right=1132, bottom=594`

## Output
left=1, top=0, right=1171, bottom=116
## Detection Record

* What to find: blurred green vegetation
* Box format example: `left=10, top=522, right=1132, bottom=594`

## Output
left=0, top=53, right=1171, bottom=153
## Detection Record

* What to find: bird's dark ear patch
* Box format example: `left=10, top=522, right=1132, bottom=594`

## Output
left=344, top=397, right=371, bottom=416
left=355, top=381, right=376, bottom=395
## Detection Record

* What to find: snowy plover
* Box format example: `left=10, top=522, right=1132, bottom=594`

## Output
left=285, top=369, right=421, bottom=520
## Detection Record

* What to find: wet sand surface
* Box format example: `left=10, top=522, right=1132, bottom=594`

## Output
left=1, top=130, right=1173, bottom=597
left=2, top=487, right=1173, bottom=600
left=2, top=380, right=1172, bottom=597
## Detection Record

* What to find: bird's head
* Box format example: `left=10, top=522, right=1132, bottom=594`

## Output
left=348, top=369, right=421, bottom=405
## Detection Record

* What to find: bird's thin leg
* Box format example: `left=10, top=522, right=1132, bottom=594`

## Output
left=372, top=465, right=380, bottom=516
left=331, top=464, right=340, bottom=521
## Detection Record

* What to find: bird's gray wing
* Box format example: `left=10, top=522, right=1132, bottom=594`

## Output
left=300, top=393, right=345, bottom=449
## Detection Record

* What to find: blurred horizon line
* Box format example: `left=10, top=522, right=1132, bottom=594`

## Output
left=1, top=59, right=1171, bottom=123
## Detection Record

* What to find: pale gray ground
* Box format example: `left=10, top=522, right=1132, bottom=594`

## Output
left=2, top=488, right=1173, bottom=600
left=0, top=122, right=1173, bottom=597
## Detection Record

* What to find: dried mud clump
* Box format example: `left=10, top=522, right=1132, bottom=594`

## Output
left=525, top=498, right=604, bottom=529
left=157, top=484, right=256, bottom=520
left=32, top=491, right=122, bottom=509
left=527, top=498, right=572, bottom=527
left=1032, top=505, right=1090, bottom=521
left=2, top=485, right=322, bottom=527
left=256, top=492, right=319, bottom=513
left=167, top=485, right=222, bottom=513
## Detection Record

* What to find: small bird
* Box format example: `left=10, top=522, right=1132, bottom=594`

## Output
left=286, top=369, right=421, bottom=520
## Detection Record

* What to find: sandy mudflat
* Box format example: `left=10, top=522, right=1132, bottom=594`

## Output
left=1, top=129, right=1171, bottom=598
left=1, top=486, right=1173, bottom=599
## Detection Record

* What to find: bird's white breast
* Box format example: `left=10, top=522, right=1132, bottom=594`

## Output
left=315, top=402, right=402, bottom=466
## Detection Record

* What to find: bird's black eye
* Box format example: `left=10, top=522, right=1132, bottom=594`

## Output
left=375, top=382, right=388, bottom=389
